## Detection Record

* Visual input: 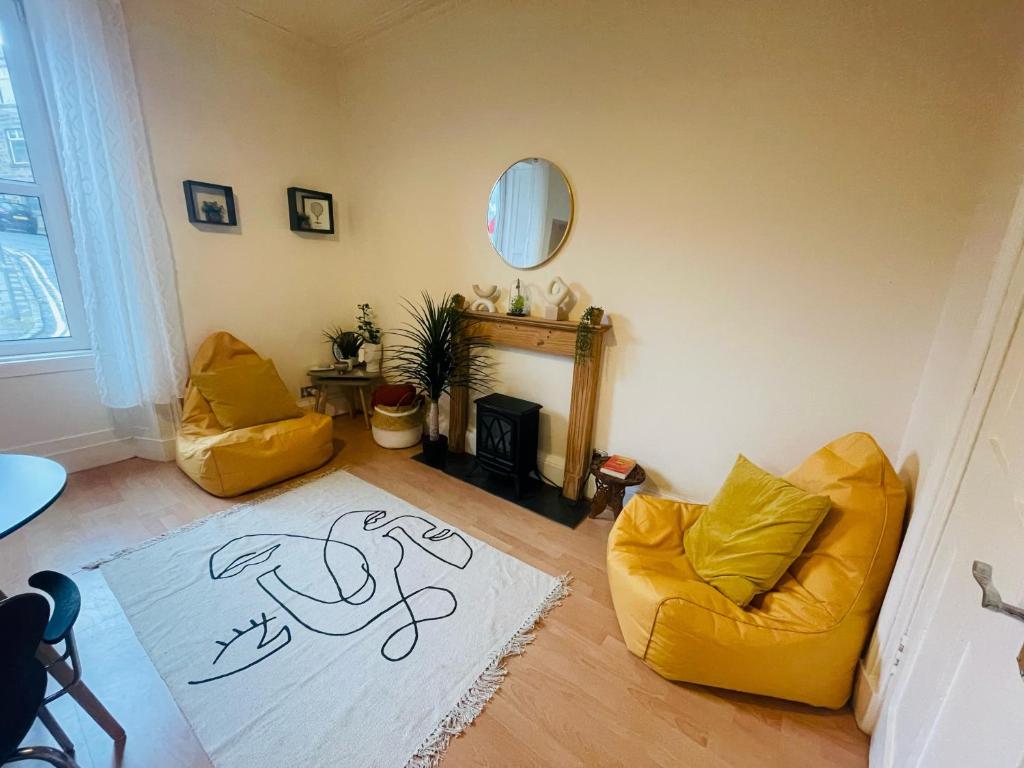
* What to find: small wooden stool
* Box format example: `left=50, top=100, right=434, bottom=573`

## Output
left=589, top=454, right=646, bottom=519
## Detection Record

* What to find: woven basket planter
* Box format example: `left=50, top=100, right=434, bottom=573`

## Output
left=371, top=401, right=423, bottom=449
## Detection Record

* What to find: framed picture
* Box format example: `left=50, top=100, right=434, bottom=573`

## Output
left=288, top=186, right=334, bottom=234
left=183, top=180, right=237, bottom=226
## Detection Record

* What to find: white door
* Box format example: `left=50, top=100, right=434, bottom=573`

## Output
left=877, top=278, right=1024, bottom=766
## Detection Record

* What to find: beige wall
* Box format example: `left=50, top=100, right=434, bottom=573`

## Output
left=122, top=0, right=349, bottom=396
left=0, top=363, right=113, bottom=456
left=332, top=0, right=1019, bottom=499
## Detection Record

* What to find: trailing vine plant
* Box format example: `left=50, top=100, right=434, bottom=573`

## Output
left=574, top=306, right=604, bottom=364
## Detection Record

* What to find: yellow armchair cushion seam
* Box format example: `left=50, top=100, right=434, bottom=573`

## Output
left=643, top=595, right=841, bottom=660
left=207, top=439, right=225, bottom=496
left=811, top=459, right=895, bottom=624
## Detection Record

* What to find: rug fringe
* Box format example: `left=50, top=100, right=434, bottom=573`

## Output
left=404, top=572, right=573, bottom=768
left=81, top=465, right=348, bottom=570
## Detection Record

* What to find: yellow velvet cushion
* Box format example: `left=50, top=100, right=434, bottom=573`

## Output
left=684, top=455, right=830, bottom=606
left=191, top=359, right=301, bottom=430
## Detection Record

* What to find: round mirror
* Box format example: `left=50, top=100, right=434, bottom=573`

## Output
left=487, top=157, right=573, bottom=269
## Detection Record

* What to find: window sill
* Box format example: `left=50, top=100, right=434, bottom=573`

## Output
left=0, top=350, right=94, bottom=379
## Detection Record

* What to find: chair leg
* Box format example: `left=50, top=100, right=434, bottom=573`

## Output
left=38, top=705, right=75, bottom=755
left=36, top=642, right=126, bottom=742
left=7, top=745, right=81, bottom=768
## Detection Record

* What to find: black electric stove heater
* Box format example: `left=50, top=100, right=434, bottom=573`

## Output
left=472, top=393, right=541, bottom=497
left=412, top=393, right=589, bottom=528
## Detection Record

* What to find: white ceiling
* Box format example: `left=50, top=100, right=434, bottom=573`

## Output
left=227, top=0, right=451, bottom=50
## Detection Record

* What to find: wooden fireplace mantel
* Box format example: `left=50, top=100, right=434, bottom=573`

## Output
left=449, top=310, right=611, bottom=502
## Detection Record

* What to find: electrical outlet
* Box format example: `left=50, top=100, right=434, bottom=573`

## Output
left=300, top=386, right=317, bottom=398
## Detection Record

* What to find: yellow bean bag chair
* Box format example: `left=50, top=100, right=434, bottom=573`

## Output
left=607, top=432, right=906, bottom=708
left=176, top=332, right=334, bottom=497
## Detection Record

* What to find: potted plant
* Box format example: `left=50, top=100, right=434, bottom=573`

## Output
left=357, top=303, right=383, bottom=374
left=508, top=294, right=527, bottom=317
left=387, top=292, right=493, bottom=467
left=323, top=325, right=363, bottom=365
left=575, top=306, right=604, bottom=364
left=201, top=199, right=224, bottom=223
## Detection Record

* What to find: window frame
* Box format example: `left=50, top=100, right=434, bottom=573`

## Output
left=5, top=127, right=27, bottom=164
left=0, top=1, right=88, bottom=357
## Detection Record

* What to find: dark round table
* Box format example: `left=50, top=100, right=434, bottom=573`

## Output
left=589, top=454, right=646, bottom=519
left=0, top=454, right=67, bottom=539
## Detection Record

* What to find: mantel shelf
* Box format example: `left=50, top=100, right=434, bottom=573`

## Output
left=463, top=310, right=611, bottom=334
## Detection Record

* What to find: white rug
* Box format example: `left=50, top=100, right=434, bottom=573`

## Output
left=93, top=470, right=569, bottom=768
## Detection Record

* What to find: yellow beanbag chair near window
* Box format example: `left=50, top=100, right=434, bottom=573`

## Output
left=606, top=432, right=906, bottom=708
left=176, top=332, right=333, bottom=497
left=191, top=359, right=301, bottom=430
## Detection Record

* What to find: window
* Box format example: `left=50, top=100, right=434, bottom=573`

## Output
left=6, top=127, right=27, bottom=164
left=0, top=4, right=86, bottom=357
left=0, top=61, right=13, bottom=105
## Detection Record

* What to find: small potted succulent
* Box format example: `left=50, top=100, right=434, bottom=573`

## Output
left=323, top=325, right=363, bottom=367
left=508, top=294, right=527, bottom=317
left=575, top=306, right=604, bottom=364
left=357, top=303, right=383, bottom=374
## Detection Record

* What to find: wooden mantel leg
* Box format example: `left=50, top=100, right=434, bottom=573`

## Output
left=563, top=334, right=605, bottom=501
left=450, top=384, right=468, bottom=453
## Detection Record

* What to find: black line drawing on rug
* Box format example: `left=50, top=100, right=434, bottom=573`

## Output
left=187, top=612, right=292, bottom=685
left=187, top=510, right=474, bottom=686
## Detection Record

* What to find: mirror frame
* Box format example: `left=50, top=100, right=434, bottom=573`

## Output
left=486, top=157, right=574, bottom=270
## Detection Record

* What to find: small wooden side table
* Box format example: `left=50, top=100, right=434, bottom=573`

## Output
left=589, top=454, right=646, bottom=519
left=307, top=367, right=382, bottom=429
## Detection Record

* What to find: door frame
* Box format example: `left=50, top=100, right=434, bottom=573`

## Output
left=866, top=179, right=1024, bottom=763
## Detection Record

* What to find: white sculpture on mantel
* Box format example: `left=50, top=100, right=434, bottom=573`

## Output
left=471, top=284, right=500, bottom=313
left=538, top=276, right=572, bottom=320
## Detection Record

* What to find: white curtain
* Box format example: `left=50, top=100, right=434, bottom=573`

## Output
left=25, top=0, right=187, bottom=411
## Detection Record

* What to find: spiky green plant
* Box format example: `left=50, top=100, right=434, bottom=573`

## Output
left=386, top=292, right=494, bottom=441
left=323, top=325, right=363, bottom=360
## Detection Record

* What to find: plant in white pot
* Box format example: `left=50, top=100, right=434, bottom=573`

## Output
left=387, top=292, right=493, bottom=466
left=323, top=325, right=363, bottom=367
left=357, top=302, right=383, bottom=374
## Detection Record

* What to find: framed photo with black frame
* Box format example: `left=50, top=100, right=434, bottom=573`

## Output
left=183, top=180, right=237, bottom=226
left=288, top=186, right=334, bottom=234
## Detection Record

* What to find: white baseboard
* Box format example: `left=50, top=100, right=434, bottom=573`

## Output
left=133, top=434, right=176, bottom=462
left=853, top=657, right=881, bottom=734
left=464, top=427, right=588, bottom=492
left=4, top=428, right=175, bottom=472
left=5, top=428, right=136, bottom=473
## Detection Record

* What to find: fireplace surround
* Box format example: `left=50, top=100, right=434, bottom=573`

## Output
left=450, top=310, right=611, bottom=502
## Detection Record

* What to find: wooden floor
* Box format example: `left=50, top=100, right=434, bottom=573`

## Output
left=1, top=418, right=868, bottom=767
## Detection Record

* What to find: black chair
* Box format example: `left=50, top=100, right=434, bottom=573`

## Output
left=29, top=571, right=85, bottom=756
left=0, top=592, right=80, bottom=767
